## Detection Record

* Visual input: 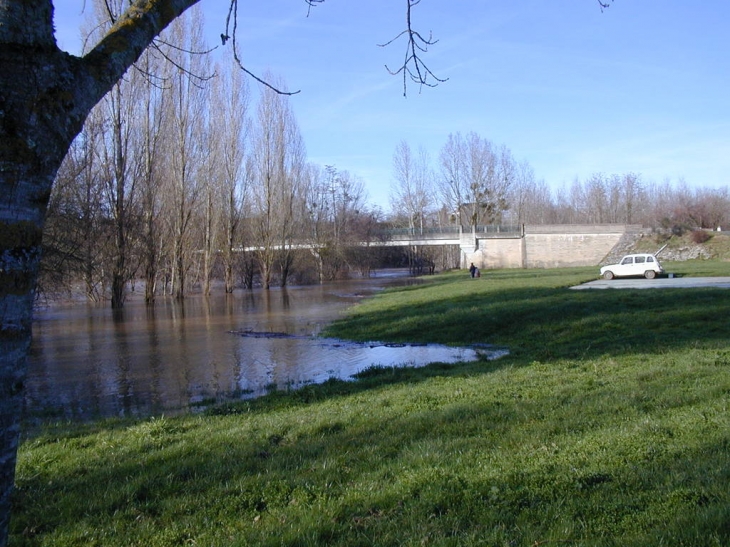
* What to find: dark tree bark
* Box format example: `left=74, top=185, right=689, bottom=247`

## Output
left=0, top=1, right=200, bottom=543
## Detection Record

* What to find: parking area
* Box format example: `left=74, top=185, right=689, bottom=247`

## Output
left=571, top=277, right=730, bottom=290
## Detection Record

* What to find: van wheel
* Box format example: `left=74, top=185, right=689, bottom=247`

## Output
left=644, top=270, right=656, bottom=279
left=603, top=271, right=614, bottom=280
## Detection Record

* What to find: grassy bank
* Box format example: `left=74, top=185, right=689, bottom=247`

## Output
left=12, top=262, right=730, bottom=546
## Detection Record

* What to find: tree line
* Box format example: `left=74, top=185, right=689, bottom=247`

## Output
left=388, top=135, right=730, bottom=235
left=39, top=4, right=384, bottom=306
left=40, top=4, right=730, bottom=306
left=45, top=31, right=730, bottom=305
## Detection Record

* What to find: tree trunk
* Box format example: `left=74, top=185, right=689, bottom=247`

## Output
left=0, top=1, right=200, bottom=543
left=202, top=189, right=214, bottom=296
left=110, top=84, right=129, bottom=309
left=0, top=6, right=83, bottom=540
left=223, top=225, right=236, bottom=293
left=279, top=249, right=292, bottom=287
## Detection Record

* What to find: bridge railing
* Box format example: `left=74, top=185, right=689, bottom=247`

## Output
left=382, top=226, right=461, bottom=236
left=382, top=225, right=522, bottom=237
left=473, top=225, right=522, bottom=234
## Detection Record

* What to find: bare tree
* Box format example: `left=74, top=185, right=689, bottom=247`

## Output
left=584, top=173, right=609, bottom=223
left=620, top=173, right=643, bottom=225
left=301, top=164, right=369, bottom=282
left=439, top=132, right=514, bottom=227
left=327, top=167, right=367, bottom=250
left=98, top=74, right=146, bottom=307
left=200, top=141, right=219, bottom=296
left=539, top=172, right=730, bottom=232
left=438, top=133, right=468, bottom=225
left=346, top=205, right=384, bottom=277
left=302, top=164, right=330, bottom=282
left=84, top=0, right=149, bottom=308
left=556, top=172, right=648, bottom=226
left=695, top=187, right=730, bottom=230
left=42, top=121, right=108, bottom=299
left=251, top=76, right=305, bottom=289
left=390, top=141, right=435, bottom=234
left=507, top=160, right=557, bottom=225
left=210, top=52, right=252, bottom=293
left=327, top=167, right=368, bottom=277
left=137, top=47, right=170, bottom=304
left=658, top=179, right=730, bottom=231
left=159, top=10, right=209, bottom=299
left=379, top=0, right=447, bottom=96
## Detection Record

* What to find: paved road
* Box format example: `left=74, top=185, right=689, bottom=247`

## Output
left=571, top=277, right=730, bottom=290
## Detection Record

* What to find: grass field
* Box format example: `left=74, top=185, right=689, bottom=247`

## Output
left=11, top=261, right=730, bottom=546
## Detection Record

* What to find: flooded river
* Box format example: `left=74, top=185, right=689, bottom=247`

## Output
left=26, top=271, right=506, bottom=422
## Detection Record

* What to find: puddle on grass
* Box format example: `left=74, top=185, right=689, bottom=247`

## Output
left=224, top=329, right=510, bottom=399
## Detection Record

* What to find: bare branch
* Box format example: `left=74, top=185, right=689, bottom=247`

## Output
left=131, top=62, right=172, bottom=91
left=93, top=1, right=216, bottom=91
left=305, top=0, right=326, bottom=17
left=379, top=0, right=447, bottom=97
left=223, top=0, right=301, bottom=95
left=597, top=0, right=614, bottom=11
left=153, top=35, right=218, bottom=57
left=83, top=0, right=202, bottom=96
left=149, top=40, right=217, bottom=89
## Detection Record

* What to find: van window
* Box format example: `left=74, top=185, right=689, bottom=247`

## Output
left=635, top=256, right=646, bottom=264
left=621, top=257, right=633, bottom=265
left=647, top=256, right=655, bottom=263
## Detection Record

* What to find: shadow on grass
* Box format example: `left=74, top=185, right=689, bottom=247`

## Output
left=201, top=277, right=730, bottom=417
left=13, top=347, right=730, bottom=545
left=327, top=283, right=730, bottom=361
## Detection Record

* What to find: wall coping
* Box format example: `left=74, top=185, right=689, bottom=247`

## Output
left=525, top=224, right=643, bottom=235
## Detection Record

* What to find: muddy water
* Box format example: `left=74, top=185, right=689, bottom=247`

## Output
left=26, top=271, right=506, bottom=422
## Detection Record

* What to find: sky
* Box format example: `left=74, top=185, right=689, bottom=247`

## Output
left=52, top=0, right=730, bottom=211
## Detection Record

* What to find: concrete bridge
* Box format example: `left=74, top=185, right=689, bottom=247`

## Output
left=381, top=224, right=644, bottom=270
left=238, top=224, right=644, bottom=270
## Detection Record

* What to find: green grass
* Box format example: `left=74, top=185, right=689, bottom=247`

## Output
left=324, top=264, right=730, bottom=358
left=11, top=264, right=730, bottom=546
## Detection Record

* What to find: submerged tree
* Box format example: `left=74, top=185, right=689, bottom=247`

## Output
left=160, top=12, right=209, bottom=299
left=209, top=52, right=252, bottom=294
left=250, top=77, right=305, bottom=289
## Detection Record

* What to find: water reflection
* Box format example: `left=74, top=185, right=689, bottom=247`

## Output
left=26, top=272, right=506, bottom=422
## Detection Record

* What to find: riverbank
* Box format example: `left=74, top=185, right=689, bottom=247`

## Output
left=12, top=261, right=730, bottom=546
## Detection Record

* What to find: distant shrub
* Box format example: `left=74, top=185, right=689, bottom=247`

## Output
left=691, top=230, right=712, bottom=244
left=672, top=224, right=687, bottom=236
left=653, top=232, right=672, bottom=244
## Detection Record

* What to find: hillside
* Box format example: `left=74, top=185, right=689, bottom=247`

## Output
left=627, top=230, right=730, bottom=262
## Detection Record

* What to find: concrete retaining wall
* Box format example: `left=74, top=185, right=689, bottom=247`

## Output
left=466, top=224, right=643, bottom=270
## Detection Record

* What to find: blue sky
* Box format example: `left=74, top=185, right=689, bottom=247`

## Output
left=53, top=1, right=730, bottom=211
